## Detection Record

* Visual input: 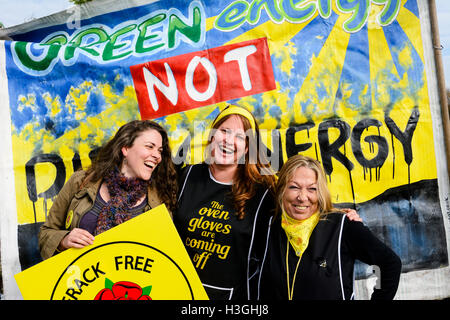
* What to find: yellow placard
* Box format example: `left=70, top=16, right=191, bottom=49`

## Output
left=14, top=205, right=208, bottom=300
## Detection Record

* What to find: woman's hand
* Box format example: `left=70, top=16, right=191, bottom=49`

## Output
left=58, top=228, right=95, bottom=251
left=341, top=208, right=362, bottom=222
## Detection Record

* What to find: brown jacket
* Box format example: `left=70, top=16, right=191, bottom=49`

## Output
left=38, top=170, right=166, bottom=260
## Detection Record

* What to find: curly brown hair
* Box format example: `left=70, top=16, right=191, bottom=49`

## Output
left=83, top=120, right=178, bottom=212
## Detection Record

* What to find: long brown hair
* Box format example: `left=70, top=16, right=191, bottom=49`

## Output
left=207, top=106, right=276, bottom=219
left=84, top=120, right=178, bottom=212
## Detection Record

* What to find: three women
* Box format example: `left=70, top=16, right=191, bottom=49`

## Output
left=39, top=106, right=401, bottom=300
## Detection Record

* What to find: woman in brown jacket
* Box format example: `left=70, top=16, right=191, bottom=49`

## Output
left=38, top=120, right=178, bottom=260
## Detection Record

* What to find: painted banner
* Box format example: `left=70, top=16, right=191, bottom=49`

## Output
left=0, top=0, right=449, bottom=299
left=14, top=204, right=208, bottom=300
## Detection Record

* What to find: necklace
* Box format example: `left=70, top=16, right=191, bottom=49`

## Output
left=286, top=239, right=302, bottom=300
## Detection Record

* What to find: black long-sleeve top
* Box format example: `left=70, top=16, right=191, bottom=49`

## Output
left=258, top=212, right=402, bottom=300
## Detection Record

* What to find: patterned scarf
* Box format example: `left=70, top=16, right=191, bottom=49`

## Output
left=281, top=211, right=319, bottom=257
left=95, top=168, right=149, bottom=236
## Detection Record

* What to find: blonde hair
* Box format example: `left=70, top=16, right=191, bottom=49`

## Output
left=275, top=155, right=335, bottom=220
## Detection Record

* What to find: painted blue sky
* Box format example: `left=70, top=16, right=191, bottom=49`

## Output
left=0, top=0, right=450, bottom=88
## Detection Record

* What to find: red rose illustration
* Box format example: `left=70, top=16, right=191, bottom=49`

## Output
left=94, top=278, right=152, bottom=300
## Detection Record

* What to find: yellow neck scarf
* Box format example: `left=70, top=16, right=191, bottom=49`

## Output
left=282, top=211, right=320, bottom=300
left=281, top=211, right=319, bottom=257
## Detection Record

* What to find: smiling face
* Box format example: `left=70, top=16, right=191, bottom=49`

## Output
left=282, top=166, right=319, bottom=221
left=210, top=115, right=248, bottom=166
left=120, top=129, right=163, bottom=180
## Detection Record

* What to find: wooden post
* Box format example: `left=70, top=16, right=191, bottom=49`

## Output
left=429, top=0, right=450, bottom=179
